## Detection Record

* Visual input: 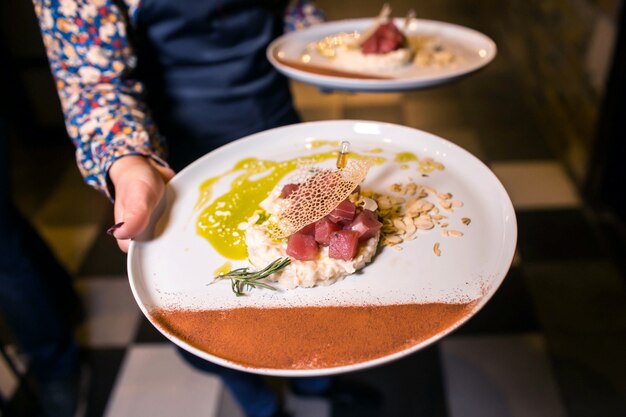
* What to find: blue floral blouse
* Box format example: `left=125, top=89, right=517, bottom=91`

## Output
left=33, top=0, right=323, bottom=199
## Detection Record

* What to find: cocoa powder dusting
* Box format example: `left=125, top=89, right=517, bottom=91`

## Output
left=150, top=303, right=476, bottom=369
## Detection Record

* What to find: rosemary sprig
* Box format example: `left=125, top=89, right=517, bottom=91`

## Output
left=214, top=258, right=291, bottom=296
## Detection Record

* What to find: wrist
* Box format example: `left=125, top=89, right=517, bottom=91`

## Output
left=108, top=155, right=175, bottom=201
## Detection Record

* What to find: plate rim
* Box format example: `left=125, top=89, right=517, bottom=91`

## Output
left=267, top=17, right=498, bottom=92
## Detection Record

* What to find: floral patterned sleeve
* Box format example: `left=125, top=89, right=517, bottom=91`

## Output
left=32, top=0, right=167, bottom=200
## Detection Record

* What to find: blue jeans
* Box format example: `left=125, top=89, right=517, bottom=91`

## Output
left=179, top=349, right=331, bottom=417
left=0, top=122, right=79, bottom=386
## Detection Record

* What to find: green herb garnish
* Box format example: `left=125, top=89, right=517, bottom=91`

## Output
left=214, top=258, right=291, bottom=296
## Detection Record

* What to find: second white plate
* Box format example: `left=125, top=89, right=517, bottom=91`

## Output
left=268, top=18, right=497, bottom=92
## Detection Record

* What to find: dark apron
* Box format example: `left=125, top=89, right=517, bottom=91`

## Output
left=133, top=0, right=299, bottom=170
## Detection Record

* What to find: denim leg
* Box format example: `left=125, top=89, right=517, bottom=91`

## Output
left=0, top=208, right=80, bottom=383
left=178, top=349, right=279, bottom=417
left=289, top=376, right=332, bottom=395
left=0, top=126, right=79, bottom=384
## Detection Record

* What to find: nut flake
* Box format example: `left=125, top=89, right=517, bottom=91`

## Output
left=372, top=180, right=466, bottom=256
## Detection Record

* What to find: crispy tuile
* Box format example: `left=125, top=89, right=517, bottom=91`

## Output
left=269, top=159, right=374, bottom=238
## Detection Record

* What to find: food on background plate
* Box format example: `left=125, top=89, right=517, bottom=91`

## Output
left=334, top=4, right=412, bottom=72
left=304, top=4, right=456, bottom=75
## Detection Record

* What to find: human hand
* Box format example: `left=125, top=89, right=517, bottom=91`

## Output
left=107, top=155, right=175, bottom=252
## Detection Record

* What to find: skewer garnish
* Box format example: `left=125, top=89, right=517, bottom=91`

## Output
left=336, top=140, right=351, bottom=169
left=358, top=3, right=392, bottom=46
left=404, top=9, right=416, bottom=29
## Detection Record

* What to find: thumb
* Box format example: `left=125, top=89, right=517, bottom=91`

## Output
left=107, top=156, right=174, bottom=252
left=112, top=178, right=161, bottom=251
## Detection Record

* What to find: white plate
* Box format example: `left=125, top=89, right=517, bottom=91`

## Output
left=267, top=18, right=497, bottom=92
left=128, top=120, right=516, bottom=376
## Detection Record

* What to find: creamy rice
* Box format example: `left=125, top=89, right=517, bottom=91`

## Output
left=244, top=188, right=379, bottom=289
left=333, top=47, right=413, bottom=72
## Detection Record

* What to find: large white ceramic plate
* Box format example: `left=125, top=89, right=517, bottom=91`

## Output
left=128, top=120, right=516, bottom=376
left=267, top=18, right=497, bottom=92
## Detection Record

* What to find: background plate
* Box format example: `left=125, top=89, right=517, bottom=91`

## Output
left=128, top=120, right=516, bottom=376
left=267, top=18, right=497, bottom=92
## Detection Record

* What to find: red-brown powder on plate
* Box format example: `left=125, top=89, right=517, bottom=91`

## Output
left=150, top=302, right=476, bottom=369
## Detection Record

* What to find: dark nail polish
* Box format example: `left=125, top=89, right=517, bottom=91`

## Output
left=107, top=222, right=125, bottom=236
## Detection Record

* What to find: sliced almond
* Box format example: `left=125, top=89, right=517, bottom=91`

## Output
left=378, top=196, right=393, bottom=209
left=393, top=218, right=406, bottom=231
left=423, top=186, right=437, bottom=195
left=415, top=219, right=435, bottom=230
left=384, top=235, right=403, bottom=244
left=403, top=215, right=417, bottom=236
left=404, top=182, right=418, bottom=195
left=433, top=242, right=441, bottom=256
left=421, top=202, right=435, bottom=213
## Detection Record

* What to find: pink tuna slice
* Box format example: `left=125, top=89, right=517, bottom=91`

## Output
left=361, top=21, right=406, bottom=54
left=348, top=209, right=382, bottom=241
left=286, top=233, right=319, bottom=261
left=298, top=222, right=316, bottom=236
left=328, top=230, right=360, bottom=261
left=280, top=183, right=300, bottom=198
left=327, top=199, right=356, bottom=223
left=314, top=217, right=342, bottom=246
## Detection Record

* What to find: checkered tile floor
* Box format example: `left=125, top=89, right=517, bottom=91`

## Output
left=4, top=1, right=626, bottom=416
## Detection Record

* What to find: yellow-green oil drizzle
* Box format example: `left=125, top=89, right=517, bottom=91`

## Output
left=305, top=139, right=342, bottom=150
left=395, top=152, right=420, bottom=163
left=394, top=151, right=445, bottom=174
left=213, top=261, right=232, bottom=277
left=196, top=151, right=388, bottom=260
left=196, top=152, right=339, bottom=260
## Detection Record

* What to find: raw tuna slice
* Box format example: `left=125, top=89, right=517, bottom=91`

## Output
left=362, top=21, right=406, bottom=54
left=348, top=209, right=382, bottom=241
left=286, top=233, right=319, bottom=261
left=298, top=222, right=316, bottom=236
left=327, top=199, right=356, bottom=223
left=314, top=217, right=342, bottom=246
left=329, top=230, right=360, bottom=260
left=281, top=183, right=300, bottom=198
